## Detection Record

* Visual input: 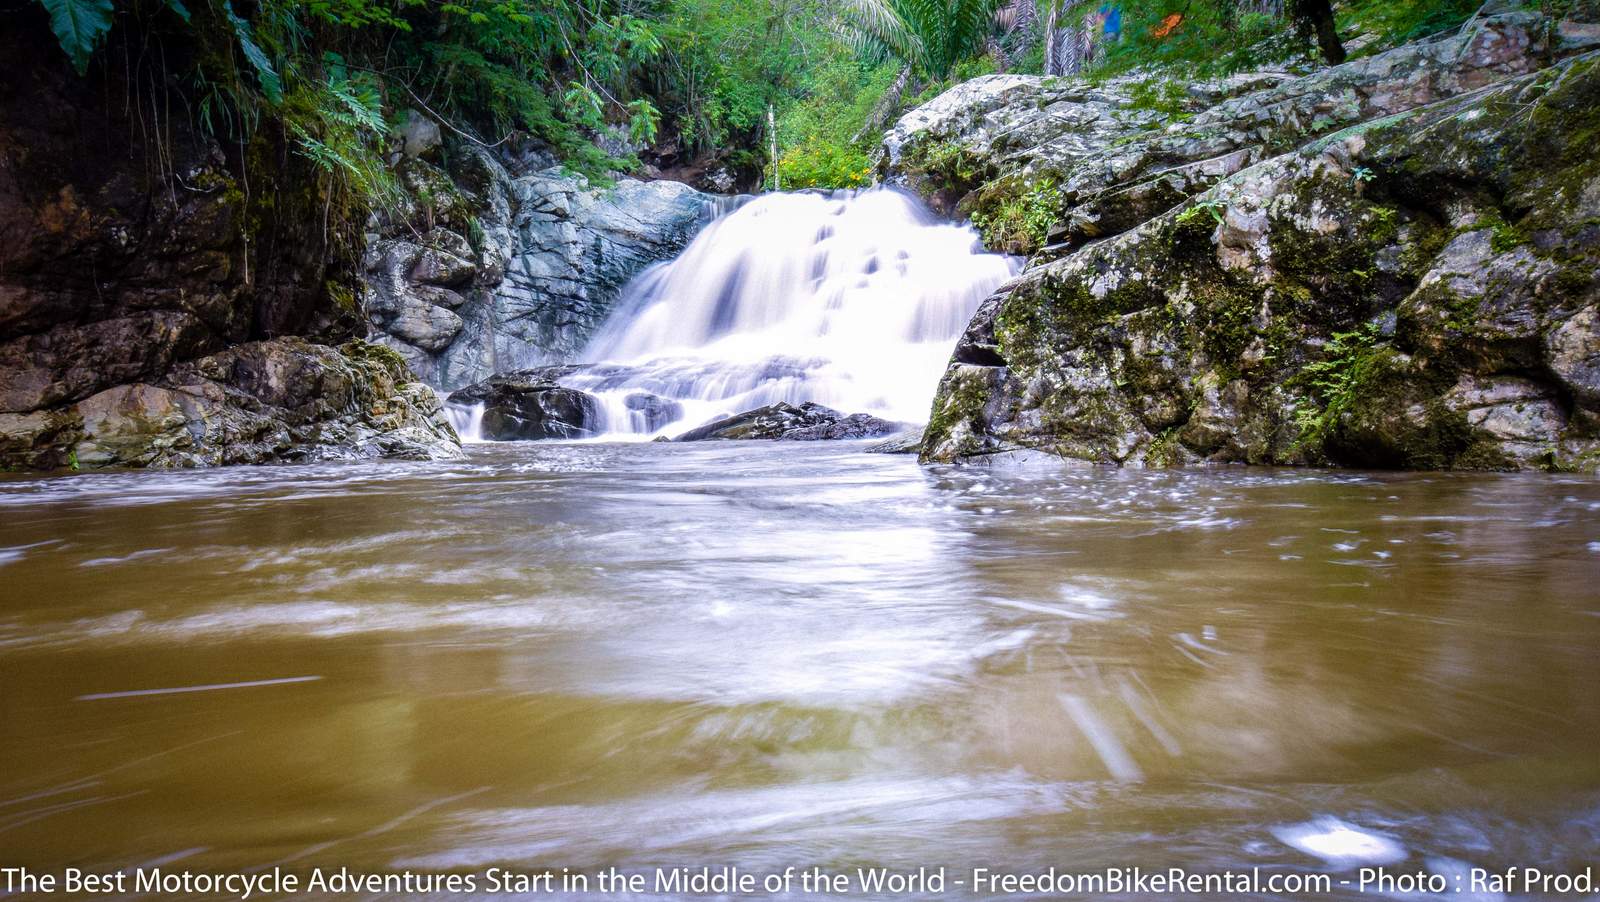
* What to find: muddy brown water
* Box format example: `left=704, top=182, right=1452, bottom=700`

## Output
left=1, top=442, right=1597, bottom=898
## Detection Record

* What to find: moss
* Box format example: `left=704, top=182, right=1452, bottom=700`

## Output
left=340, top=339, right=411, bottom=380
left=1304, top=341, right=1475, bottom=469
left=1142, top=428, right=1186, bottom=467
left=900, top=136, right=993, bottom=198
left=326, top=280, right=360, bottom=315
left=921, top=365, right=1002, bottom=459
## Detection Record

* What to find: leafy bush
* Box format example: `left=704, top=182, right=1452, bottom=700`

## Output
left=971, top=177, right=1060, bottom=252
left=775, top=57, right=899, bottom=189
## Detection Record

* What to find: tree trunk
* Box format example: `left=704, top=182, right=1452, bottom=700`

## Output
left=852, top=64, right=914, bottom=143
left=767, top=104, right=780, bottom=191
left=1290, top=0, right=1345, bottom=64
left=1043, top=1, right=1060, bottom=75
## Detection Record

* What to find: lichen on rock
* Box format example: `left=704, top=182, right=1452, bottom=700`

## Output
left=895, top=11, right=1600, bottom=472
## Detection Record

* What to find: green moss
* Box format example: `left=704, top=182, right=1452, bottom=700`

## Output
left=340, top=339, right=410, bottom=380
left=922, top=365, right=1002, bottom=459
left=901, top=136, right=992, bottom=197
left=326, top=280, right=360, bottom=315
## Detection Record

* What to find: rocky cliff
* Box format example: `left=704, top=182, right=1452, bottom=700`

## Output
left=363, top=144, right=713, bottom=390
left=0, top=9, right=711, bottom=471
left=0, top=18, right=457, bottom=470
left=888, top=10, right=1600, bottom=471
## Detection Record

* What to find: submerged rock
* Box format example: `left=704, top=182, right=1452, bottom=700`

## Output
left=623, top=392, right=684, bottom=433
left=673, top=402, right=900, bottom=441
left=446, top=368, right=601, bottom=440
left=890, top=9, right=1600, bottom=473
left=865, top=431, right=925, bottom=454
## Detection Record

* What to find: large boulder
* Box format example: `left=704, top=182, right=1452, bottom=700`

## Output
left=446, top=367, right=602, bottom=440
left=673, top=402, right=900, bottom=441
left=364, top=150, right=713, bottom=389
left=910, top=44, right=1600, bottom=472
left=0, top=339, right=459, bottom=469
left=883, top=11, right=1579, bottom=256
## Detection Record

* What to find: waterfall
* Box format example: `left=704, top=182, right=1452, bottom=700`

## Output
left=564, top=187, right=1018, bottom=437
left=444, top=398, right=487, bottom=443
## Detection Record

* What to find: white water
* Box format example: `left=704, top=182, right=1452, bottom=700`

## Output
left=441, top=393, right=487, bottom=443
left=561, top=188, right=1017, bottom=438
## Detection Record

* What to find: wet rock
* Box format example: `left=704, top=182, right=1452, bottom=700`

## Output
left=2, top=339, right=459, bottom=469
left=397, top=110, right=443, bottom=160
left=673, top=402, right=900, bottom=441
left=900, top=10, right=1600, bottom=472
left=866, top=430, right=925, bottom=454
left=623, top=392, right=684, bottom=432
left=365, top=151, right=713, bottom=389
left=446, top=368, right=601, bottom=440
left=0, top=23, right=435, bottom=471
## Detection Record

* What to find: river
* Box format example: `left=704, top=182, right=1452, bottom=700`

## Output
left=2, top=442, right=1598, bottom=898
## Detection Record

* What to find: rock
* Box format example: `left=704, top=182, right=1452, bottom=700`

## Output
left=866, top=430, right=925, bottom=454
left=1548, top=306, right=1600, bottom=406
left=446, top=368, right=601, bottom=440
left=364, top=150, right=713, bottom=389
left=883, top=11, right=1574, bottom=253
left=2, top=339, right=459, bottom=469
left=398, top=110, right=443, bottom=160
left=0, top=24, right=435, bottom=471
left=902, top=13, right=1600, bottom=473
left=672, top=402, right=900, bottom=441
left=623, top=392, right=683, bottom=432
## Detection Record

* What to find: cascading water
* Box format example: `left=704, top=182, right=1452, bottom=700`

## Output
left=559, top=187, right=1018, bottom=438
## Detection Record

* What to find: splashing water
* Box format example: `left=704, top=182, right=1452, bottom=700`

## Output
left=563, top=188, right=1017, bottom=436
left=441, top=394, right=487, bottom=443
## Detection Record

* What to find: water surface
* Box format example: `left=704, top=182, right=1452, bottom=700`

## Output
left=1, top=443, right=1598, bottom=897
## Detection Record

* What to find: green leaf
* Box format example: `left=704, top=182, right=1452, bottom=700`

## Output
left=222, top=0, right=282, bottom=103
left=163, top=0, right=190, bottom=22
left=39, top=0, right=114, bottom=76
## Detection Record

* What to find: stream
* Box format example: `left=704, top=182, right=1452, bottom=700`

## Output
left=2, top=442, right=1599, bottom=897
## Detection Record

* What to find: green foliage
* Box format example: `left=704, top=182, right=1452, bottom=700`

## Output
left=842, top=0, right=1000, bottom=78
left=283, top=57, right=397, bottom=208
left=971, top=176, right=1060, bottom=252
left=1088, top=0, right=1300, bottom=79
left=775, top=58, right=898, bottom=188
left=221, top=0, right=282, bottom=102
left=905, top=52, right=996, bottom=106
left=1126, top=77, right=1189, bottom=117
left=1177, top=198, right=1227, bottom=225
left=1293, top=321, right=1383, bottom=448
left=36, top=0, right=929, bottom=192
left=778, top=141, right=875, bottom=188
left=1339, top=0, right=1481, bottom=50
left=40, top=0, right=113, bottom=75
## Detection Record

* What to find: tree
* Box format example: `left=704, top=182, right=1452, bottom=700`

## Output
left=842, top=0, right=1002, bottom=79
left=1288, top=0, right=1345, bottom=63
